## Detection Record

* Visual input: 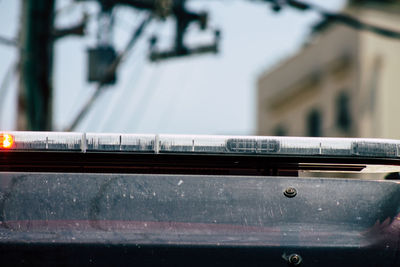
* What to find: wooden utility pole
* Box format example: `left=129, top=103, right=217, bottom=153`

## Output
left=17, top=0, right=55, bottom=131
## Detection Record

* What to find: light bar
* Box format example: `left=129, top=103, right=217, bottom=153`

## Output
left=0, top=131, right=399, bottom=160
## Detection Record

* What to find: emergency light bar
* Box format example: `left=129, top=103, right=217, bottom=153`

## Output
left=0, top=131, right=399, bottom=159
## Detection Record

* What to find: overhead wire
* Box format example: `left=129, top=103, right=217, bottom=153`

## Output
left=97, top=17, right=163, bottom=132
left=97, top=25, right=149, bottom=132
left=272, top=0, right=400, bottom=40
left=128, top=62, right=166, bottom=132
left=0, top=61, right=17, bottom=102
left=154, top=62, right=192, bottom=131
left=57, top=0, right=400, bottom=132
left=94, top=11, right=151, bottom=131
left=0, top=61, right=18, bottom=126
left=64, top=12, right=152, bottom=132
left=58, top=2, right=98, bottom=130
left=0, top=35, right=19, bottom=48
left=61, top=8, right=143, bottom=131
left=114, top=6, right=142, bottom=31
left=115, top=20, right=165, bottom=132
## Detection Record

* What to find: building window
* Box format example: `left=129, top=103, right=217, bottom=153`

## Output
left=336, top=92, right=351, bottom=132
left=307, top=109, right=322, bottom=137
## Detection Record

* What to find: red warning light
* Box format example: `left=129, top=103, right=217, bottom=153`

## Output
left=0, top=134, right=14, bottom=149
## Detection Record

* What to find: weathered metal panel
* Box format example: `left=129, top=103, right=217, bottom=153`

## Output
left=0, top=172, right=399, bottom=266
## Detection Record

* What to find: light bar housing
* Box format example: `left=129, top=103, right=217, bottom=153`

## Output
left=0, top=131, right=399, bottom=158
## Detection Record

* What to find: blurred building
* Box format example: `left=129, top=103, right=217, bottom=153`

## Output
left=257, top=0, right=400, bottom=139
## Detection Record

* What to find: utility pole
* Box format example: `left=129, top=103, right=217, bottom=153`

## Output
left=18, top=0, right=55, bottom=131
left=16, top=0, right=216, bottom=132
left=17, top=0, right=86, bottom=131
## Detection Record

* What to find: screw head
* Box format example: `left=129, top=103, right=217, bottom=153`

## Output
left=284, top=187, right=297, bottom=198
left=288, top=254, right=302, bottom=266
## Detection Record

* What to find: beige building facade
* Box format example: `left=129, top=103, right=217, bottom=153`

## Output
left=257, top=1, right=400, bottom=139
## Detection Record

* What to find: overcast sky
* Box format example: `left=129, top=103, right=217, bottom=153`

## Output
left=0, top=0, right=346, bottom=135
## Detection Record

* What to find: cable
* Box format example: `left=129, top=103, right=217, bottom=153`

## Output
left=98, top=20, right=162, bottom=132
left=0, top=35, right=18, bottom=48
left=114, top=6, right=141, bottom=32
left=64, top=12, right=148, bottom=132
left=95, top=15, right=153, bottom=132
left=64, top=13, right=152, bottom=132
left=0, top=61, right=17, bottom=120
left=128, top=62, right=166, bottom=132
left=154, top=62, right=192, bottom=131
left=94, top=16, right=158, bottom=132
left=123, top=22, right=166, bottom=131
left=267, top=0, right=400, bottom=40
left=97, top=38, right=148, bottom=132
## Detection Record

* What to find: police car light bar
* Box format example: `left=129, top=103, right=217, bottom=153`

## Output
left=1, top=131, right=400, bottom=174
left=0, top=131, right=399, bottom=158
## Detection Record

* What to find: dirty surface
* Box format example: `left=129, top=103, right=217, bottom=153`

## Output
left=0, top=172, right=399, bottom=266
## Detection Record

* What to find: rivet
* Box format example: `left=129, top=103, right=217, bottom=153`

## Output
left=288, top=253, right=302, bottom=266
left=284, top=187, right=297, bottom=198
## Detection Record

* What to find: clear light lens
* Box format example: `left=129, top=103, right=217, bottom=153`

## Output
left=0, top=132, right=399, bottom=160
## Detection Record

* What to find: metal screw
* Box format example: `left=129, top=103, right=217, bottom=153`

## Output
left=288, top=254, right=302, bottom=266
left=284, top=187, right=297, bottom=198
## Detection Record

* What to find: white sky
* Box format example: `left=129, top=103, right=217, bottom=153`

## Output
left=0, top=0, right=346, bottom=135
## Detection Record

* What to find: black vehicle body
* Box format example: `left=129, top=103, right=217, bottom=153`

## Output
left=1, top=132, right=400, bottom=266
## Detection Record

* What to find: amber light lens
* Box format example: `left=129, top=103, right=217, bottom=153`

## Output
left=0, top=134, right=14, bottom=149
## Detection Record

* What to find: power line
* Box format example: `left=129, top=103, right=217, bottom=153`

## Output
left=269, top=0, right=400, bottom=40
left=98, top=20, right=163, bottom=132
left=0, top=61, right=17, bottom=126
left=64, top=13, right=152, bottom=132
left=129, top=63, right=166, bottom=132
left=0, top=35, right=18, bottom=48
left=155, top=63, right=192, bottom=131
left=60, top=12, right=146, bottom=132
left=97, top=36, right=148, bottom=132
